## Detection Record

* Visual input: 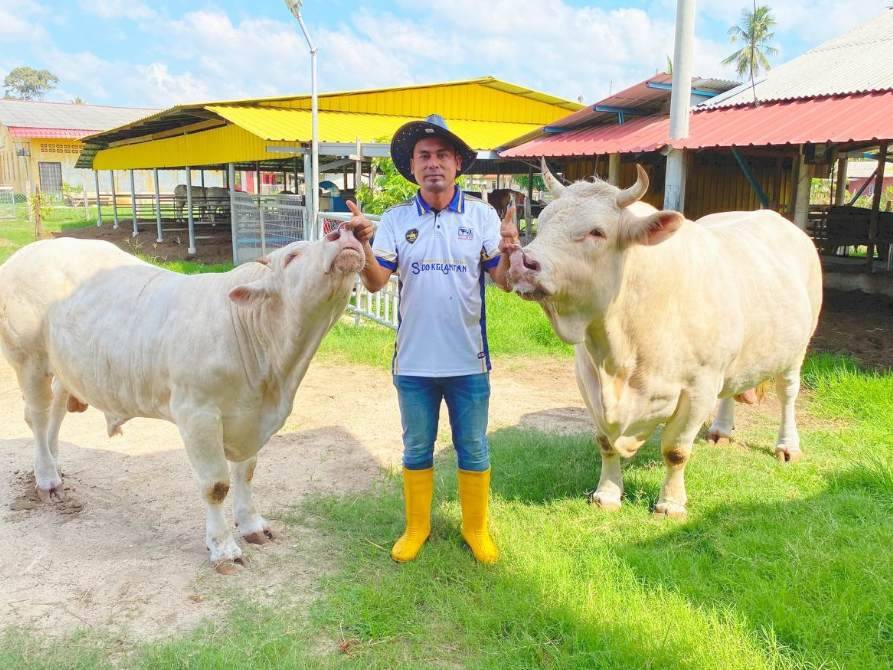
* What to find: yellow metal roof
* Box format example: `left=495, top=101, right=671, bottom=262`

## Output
left=206, top=106, right=544, bottom=149
left=83, top=77, right=583, bottom=170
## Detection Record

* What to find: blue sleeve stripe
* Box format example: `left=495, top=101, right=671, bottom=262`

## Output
left=482, top=254, right=501, bottom=270
left=376, top=257, right=397, bottom=270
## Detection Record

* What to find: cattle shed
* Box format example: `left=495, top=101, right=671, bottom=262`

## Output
left=501, top=8, right=893, bottom=291
left=75, top=77, right=581, bottom=262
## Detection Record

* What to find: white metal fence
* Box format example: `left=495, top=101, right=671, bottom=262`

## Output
left=0, top=187, right=15, bottom=220
left=231, top=197, right=399, bottom=328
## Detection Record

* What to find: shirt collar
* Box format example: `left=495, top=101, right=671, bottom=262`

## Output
left=414, top=186, right=465, bottom=216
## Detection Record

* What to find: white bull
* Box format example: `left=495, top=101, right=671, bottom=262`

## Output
left=508, top=160, right=822, bottom=518
left=0, top=231, right=364, bottom=569
left=173, top=184, right=207, bottom=222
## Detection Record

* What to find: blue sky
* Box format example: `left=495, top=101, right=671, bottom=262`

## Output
left=1, top=0, right=889, bottom=109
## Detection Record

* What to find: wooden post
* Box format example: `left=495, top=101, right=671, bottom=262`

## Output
left=866, top=142, right=888, bottom=272
left=834, top=155, right=848, bottom=205
left=793, top=148, right=811, bottom=229
left=608, top=153, right=621, bottom=186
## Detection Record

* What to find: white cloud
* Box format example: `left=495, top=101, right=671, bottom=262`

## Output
left=0, top=0, right=48, bottom=42
left=77, top=0, right=154, bottom=20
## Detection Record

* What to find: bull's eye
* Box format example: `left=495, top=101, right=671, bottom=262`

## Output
left=588, top=228, right=605, bottom=239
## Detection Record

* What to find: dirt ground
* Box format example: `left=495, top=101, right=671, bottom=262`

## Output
left=0, top=355, right=587, bottom=641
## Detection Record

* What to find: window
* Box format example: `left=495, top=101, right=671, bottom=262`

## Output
left=38, top=162, right=63, bottom=195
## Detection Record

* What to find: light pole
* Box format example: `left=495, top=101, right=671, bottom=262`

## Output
left=283, top=0, right=320, bottom=229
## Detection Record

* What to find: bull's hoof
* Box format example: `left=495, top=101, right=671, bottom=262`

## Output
left=213, top=556, right=246, bottom=575
left=706, top=430, right=732, bottom=445
left=243, top=529, right=275, bottom=545
left=775, top=447, right=802, bottom=464
left=652, top=501, right=687, bottom=519
left=36, top=481, right=64, bottom=503
left=586, top=490, right=622, bottom=511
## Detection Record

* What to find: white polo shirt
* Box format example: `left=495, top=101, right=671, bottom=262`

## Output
left=373, top=187, right=502, bottom=377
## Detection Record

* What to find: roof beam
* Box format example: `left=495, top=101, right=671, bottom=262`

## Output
left=646, top=81, right=719, bottom=97
left=107, top=118, right=227, bottom=148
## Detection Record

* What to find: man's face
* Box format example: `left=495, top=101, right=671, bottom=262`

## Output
left=410, top=136, right=461, bottom=193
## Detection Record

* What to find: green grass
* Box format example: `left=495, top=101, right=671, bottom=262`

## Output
left=318, top=285, right=572, bottom=368
left=3, top=355, right=889, bottom=669
left=0, top=205, right=232, bottom=274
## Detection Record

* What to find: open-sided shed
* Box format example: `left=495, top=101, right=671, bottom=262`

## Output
left=75, top=77, right=581, bottom=261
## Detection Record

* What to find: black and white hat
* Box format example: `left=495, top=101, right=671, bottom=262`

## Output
left=390, top=114, right=477, bottom=184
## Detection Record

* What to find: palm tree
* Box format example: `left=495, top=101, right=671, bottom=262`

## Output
left=722, top=3, right=778, bottom=103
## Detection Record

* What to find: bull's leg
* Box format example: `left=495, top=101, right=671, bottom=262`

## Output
left=230, top=457, right=274, bottom=545
left=707, top=397, right=736, bottom=443
left=46, top=377, right=70, bottom=462
left=174, top=405, right=243, bottom=569
left=774, top=366, right=803, bottom=463
left=587, top=435, right=623, bottom=511
left=16, top=360, right=63, bottom=502
left=654, top=390, right=715, bottom=519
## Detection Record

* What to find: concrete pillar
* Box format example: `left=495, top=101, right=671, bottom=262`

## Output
left=228, top=163, right=238, bottom=265
left=663, top=0, right=695, bottom=212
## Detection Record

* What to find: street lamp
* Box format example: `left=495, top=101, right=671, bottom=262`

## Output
left=283, top=0, right=320, bottom=230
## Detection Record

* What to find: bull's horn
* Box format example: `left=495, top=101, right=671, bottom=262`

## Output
left=540, top=157, right=566, bottom=198
left=615, top=164, right=649, bottom=208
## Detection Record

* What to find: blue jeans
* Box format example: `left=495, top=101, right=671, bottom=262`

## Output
left=393, top=373, right=491, bottom=472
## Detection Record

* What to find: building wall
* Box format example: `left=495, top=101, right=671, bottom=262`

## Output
left=561, top=151, right=800, bottom=221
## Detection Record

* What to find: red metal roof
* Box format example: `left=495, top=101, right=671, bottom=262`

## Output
left=7, top=126, right=93, bottom=139
left=501, top=91, right=893, bottom=158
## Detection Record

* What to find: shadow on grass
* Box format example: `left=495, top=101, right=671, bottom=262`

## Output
left=289, top=429, right=893, bottom=669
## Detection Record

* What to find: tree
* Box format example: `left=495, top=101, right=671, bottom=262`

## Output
left=721, top=4, right=778, bottom=103
left=3, top=66, right=59, bottom=100
left=356, top=155, right=417, bottom=215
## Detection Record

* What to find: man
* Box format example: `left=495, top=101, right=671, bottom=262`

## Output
left=345, top=114, right=517, bottom=564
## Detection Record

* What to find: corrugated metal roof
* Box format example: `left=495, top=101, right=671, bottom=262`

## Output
left=0, top=99, right=157, bottom=132
left=501, top=115, right=670, bottom=157
left=206, top=106, right=542, bottom=150
left=502, top=91, right=893, bottom=157
left=704, top=8, right=893, bottom=108
left=541, top=73, right=737, bottom=132
left=7, top=126, right=91, bottom=139
left=81, top=77, right=583, bottom=147
left=678, top=91, right=893, bottom=148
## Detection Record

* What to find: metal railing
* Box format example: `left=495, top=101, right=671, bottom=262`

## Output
left=348, top=275, right=400, bottom=329
left=0, top=187, right=14, bottom=220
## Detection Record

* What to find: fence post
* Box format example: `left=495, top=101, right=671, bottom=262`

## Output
left=129, top=169, right=138, bottom=237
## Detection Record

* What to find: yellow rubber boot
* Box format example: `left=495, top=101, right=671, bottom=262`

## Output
left=391, top=467, right=434, bottom=562
left=458, top=468, right=499, bottom=564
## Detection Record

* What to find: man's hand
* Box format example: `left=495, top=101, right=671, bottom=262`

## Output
left=499, top=200, right=520, bottom=254
left=344, top=200, right=374, bottom=245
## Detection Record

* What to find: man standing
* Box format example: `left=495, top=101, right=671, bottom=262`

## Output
left=346, top=114, right=517, bottom=564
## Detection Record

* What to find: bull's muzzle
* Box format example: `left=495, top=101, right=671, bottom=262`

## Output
left=508, top=248, right=549, bottom=300
left=326, top=226, right=365, bottom=274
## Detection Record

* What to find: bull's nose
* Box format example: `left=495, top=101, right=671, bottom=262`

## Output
left=522, top=252, right=541, bottom=272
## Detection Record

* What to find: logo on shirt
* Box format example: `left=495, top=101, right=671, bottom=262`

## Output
left=410, top=260, right=469, bottom=275
left=458, top=226, right=473, bottom=240
left=405, top=228, right=419, bottom=243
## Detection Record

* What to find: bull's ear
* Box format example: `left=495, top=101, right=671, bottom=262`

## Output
left=228, top=278, right=276, bottom=305
left=623, top=210, right=684, bottom=246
